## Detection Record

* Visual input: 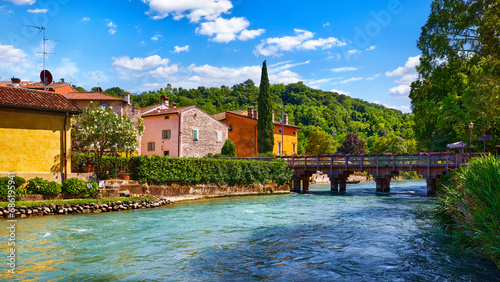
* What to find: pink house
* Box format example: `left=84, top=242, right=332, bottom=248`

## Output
left=141, top=98, right=228, bottom=157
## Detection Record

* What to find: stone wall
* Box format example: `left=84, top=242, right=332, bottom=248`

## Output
left=181, top=108, right=228, bottom=157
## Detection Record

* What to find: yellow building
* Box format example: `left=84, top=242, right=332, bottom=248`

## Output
left=0, top=86, right=81, bottom=183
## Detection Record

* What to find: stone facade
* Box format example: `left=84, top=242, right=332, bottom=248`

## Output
left=180, top=108, right=228, bottom=157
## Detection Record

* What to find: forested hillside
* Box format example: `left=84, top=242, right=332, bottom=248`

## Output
left=84, top=80, right=416, bottom=155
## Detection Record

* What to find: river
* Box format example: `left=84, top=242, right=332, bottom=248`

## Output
left=2, top=180, right=499, bottom=281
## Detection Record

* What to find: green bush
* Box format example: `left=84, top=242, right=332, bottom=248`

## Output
left=27, top=177, right=61, bottom=195
left=0, top=176, right=27, bottom=201
left=84, top=180, right=99, bottom=199
left=62, top=178, right=87, bottom=195
left=434, top=156, right=500, bottom=268
left=129, top=155, right=292, bottom=186
left=221, top=138, right=237, bottom=157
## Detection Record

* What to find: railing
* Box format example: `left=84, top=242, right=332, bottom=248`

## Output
left=276, top=153, right=467, bottom=171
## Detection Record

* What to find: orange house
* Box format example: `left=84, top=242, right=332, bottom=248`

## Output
left=214, top=107, right=300, bottom=157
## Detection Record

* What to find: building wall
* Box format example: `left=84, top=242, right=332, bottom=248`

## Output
left=224, top=113, right=258, bottom=157
left=181, top=108, right=228, bottom=158
left=141, top=114, right=180, bottom=157
left=0, top=108, right=72, bottom=182
left=273, top=125, right=299, bottom=156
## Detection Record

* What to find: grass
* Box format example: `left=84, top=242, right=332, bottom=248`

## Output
left=0, top=196, right=156, bottom=208
left=434, top=156, right=500, bottom=268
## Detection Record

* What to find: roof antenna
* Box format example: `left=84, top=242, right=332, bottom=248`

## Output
left=24, top=25, right=55, bottom=90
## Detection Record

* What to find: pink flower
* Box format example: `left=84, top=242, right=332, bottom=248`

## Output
left=36, top=185, right=40, bottom=189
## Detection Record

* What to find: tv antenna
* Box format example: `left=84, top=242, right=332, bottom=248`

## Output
left=24, top=25, right=55, bottom=90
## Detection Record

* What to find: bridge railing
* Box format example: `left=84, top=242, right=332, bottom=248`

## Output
left=277, top=153, right=466, bottom=170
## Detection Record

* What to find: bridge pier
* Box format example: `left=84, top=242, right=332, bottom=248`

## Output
left=375, top=176, right=391, bottom=193
left=426, top=178, right=437, bottom=196
left=302, top=176, right=310, bottom=192
left=339, top=175, right=348, bottom=192
left=330, top=178, right=338, bottom=192
left=292, top=178, right=301, bottom=193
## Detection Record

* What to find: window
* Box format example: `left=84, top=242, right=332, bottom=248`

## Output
left=164, top=115, right=170, bottom=120
left=193, top=129, right=199, bottom=140
left=278, top=142, right=282, bottom=155
left=162, top=129, right=171, bottom=139
left=278, top=128, right=283, bottom=134
left=147, top=142, right=155, bottom=151
left=101, top=103, right=108, bottom=109
left=292, top=130, right=296, bottom=136
left=217, top=132, right=222, bottom=142
left=292, top=143, right=296, bottom=153
left=163, top=151, right=170, bottom=157
left=228, top=124, right=233, bottom=133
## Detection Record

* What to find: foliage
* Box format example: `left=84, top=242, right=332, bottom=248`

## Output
left=221, top=138, right=237, bottom=157
left=397, top=171, right=421, bottom=180
left=27, top=177, right=61, bottom=196
left=433, top=156, right=500, bottom=268
left=71, top=103, right=143, bottom=178
left=0, top=176, right=27, bottom=201
left=412, top=0, right=500, bottom=152
left=72, top=153, right=131, bottom=179
left=306, top=127, right=337, bottom=155
left=62, top=178, right=87, bottom=195
left=257, top=60, right=274, bottom=154
left=337, top=133, right=366, bottom=155
left=0, top=196, right=155, bottom=208
left=367, top=133, right=409, bottom=154
left=129, top=156, right=292, bottom=186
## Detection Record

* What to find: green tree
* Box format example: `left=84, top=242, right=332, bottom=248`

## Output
left=337, top=132, right=365, bottom=155
left=306, top=127, right=336, bottom=155
left=221, top=138, right=237, bottom=157
left=257, top=60, right=274, bottom=153
left=72, top=103, right=144, bottom=178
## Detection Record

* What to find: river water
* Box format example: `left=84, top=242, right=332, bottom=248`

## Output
left=2, top=180, right=499, bottom=281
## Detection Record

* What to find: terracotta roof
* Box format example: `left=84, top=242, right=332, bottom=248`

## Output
left=0, top=86, right=81, bottom=114
left=141, top=105, right=196, bottom=117
left=212, top=109, right=247, bottom=121
left=225, top=110, right=301, bottom=129
left=63, top=92, right=126, bottom=101
left=24, top=82, right=72, bottom=89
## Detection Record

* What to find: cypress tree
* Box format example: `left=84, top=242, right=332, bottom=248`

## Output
left=257, top=60, right=274, bottom=154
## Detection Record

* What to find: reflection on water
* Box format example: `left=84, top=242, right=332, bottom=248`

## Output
left=1, top=180, right=499, bottom=281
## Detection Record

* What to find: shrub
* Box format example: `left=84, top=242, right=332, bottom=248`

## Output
left=84, top=180, right=99, bottom=199
left=62, top=178, right=87, bottom=195
left=221, top=138, right=237, bottom=157
left=27, top=177, right=61, bottom=195
left=434, top=156, right=500, bottom=268
left=0, top=176, right=27, bottom=201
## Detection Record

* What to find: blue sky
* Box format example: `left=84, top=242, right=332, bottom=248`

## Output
left=0, top=0, right=433, bottom=112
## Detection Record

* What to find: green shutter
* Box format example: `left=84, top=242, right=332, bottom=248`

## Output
left=193, top=129, right=198, bottom=140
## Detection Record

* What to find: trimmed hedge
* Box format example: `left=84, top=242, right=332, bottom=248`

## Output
left=0, top=176, right=27, bottom=201
left=129, top=155, right=292, bottom=186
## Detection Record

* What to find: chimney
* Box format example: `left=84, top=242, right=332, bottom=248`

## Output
left=254, top=109, right=258, bottom=120
left=172, top=103, right=176, bottom=108
left=247, top=106, right=254, bottom=118
left=272, top=110, right=275, bottom=122
left=124, top=92, right=130, bottom=104
left=160, top=95, right=169, bottom=108
left=157, top=108, right=160, bottom=113
left=11, top=77, right=20, bottom=86
left=284, top=113, right=289, bottom=125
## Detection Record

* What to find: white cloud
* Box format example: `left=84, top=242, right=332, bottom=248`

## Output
left=83, top=17, right=91, bottom=22
left=142, top=0, right=233, bottom=22
left=323, top=22, right=330, bottom=27
left=255, top=29, right=346, bottom=56
left=339, top=77, right=363, bottom=84
left=151, top=34, right=162, bottom=41
left=196, top=17, right=264, bottom=43
left=330, top=66, right=358, bottom=73
left=269, top=60, right=310, bottom=73
left=374, top=101, right=411, bottom=113
left=0, top=44, right=27, bottom=63
left=173, top=45, right=190, bottom=53
left=0, top=5, right=14, bottom=14
left=55, top=58, right=79, bottom=79
left=366, top=73, right=381, bottom=80
left=386, top=55, right=421, bottom=98
left=331, top=89, right=350, bottom=95
left=107, top=21, right=117, bottom=35
left=326, top=53, right=341, bottom=60
left=27, top=8, right=47, bottom=13
left=238, top=28, right=265, bottom=41
left=347, top=49, right=361, bottom=56
left=112, top=55, right=171, bottom=71
left=149, top=64, right=180, bottom=78
left=5, top=0, right=35, bottom=5
left=366, top=45, right=376, bottom=51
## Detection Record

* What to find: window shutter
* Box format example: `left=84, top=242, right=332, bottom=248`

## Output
left=193, top=129, right=198, bottom=140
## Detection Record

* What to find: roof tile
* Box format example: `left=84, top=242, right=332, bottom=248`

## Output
left=0, top=86, right=81, bottom=113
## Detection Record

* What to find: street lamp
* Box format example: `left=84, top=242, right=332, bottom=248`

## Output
left=469, top=121, right=474, bottom=156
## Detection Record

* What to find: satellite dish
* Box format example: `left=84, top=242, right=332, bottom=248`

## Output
left=40, top=70, right=53, bottom=86
left=96, top=87, right=103, bottom=93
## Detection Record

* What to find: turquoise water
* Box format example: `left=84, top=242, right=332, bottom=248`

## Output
left=2, top=180, right=499, bottom=281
